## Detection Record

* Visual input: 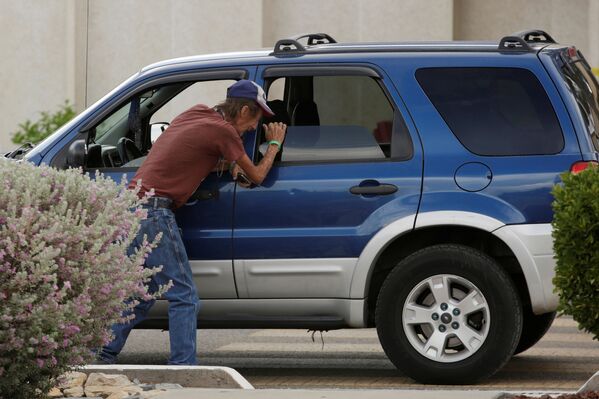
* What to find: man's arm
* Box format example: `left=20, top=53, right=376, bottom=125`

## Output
left=234, top=122, right=286, bottom=185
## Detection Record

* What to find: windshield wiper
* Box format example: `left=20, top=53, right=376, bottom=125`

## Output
left=4, top=142, right=35, bottom=160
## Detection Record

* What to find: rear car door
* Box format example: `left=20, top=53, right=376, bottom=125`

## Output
left=232, top=64, right=423, bottom=300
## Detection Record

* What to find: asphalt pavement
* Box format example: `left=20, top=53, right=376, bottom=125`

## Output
left=116, top=315, right=598, bottom=391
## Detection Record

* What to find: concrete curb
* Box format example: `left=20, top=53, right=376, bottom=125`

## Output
left=80, top=365, right=254, bottom=389
left=152, top=388, right=506, bottom=399
left=578, top=371, right=599, bottom=393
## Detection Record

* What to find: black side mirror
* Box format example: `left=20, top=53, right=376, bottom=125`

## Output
left=66, top=139, right=86, bottom=168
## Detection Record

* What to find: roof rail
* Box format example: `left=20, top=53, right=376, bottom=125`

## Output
left=498, top=36, right=533, bottom=52
left=272, top=33, right=336, bottom=56
left=511, top=29, right=556, bottom=44
left=292, top=33, right=337, bottom=45
left=498, top=29, right=557, bottom=52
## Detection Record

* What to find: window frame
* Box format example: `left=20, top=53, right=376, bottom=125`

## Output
left=50, top=68, right=249, bottom=171
left=259, top=64, right=414, bottom=166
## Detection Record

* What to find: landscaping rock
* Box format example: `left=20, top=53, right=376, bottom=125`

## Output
left=106, top=392, right=131, bottom=399
left=48, top=387, right=63, bottom=398
left=48, top=371, right=189, bottom=398
left=84, top=372, right=143, bottom=398
left=59, top=372, right=88, bottom=389
left=63, top=386, right=85, bottom=397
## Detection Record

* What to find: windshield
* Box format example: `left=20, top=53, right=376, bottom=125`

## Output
left=559, top=53, right=599, bottom=152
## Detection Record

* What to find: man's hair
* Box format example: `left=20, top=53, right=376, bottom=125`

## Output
left=215, top=98, right=261, bottom=121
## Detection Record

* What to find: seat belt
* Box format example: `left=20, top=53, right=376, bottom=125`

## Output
left=128, top=96, right=142, bottom=150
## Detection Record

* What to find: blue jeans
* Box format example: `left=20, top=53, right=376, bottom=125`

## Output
left=99, top=205, right=200, bottom=365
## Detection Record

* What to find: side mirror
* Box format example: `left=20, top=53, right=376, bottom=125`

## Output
left=150, top=122, right=169, bottom=144
left=66, top=139, right=86, bottom=168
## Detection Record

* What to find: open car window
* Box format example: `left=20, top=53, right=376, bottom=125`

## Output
left=86, top=79, right=236, bottom=169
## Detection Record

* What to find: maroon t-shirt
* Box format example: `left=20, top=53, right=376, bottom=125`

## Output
left=129, top=104, right=245, bottom=208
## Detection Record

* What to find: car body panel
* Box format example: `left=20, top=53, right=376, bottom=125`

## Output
left=25, top=41, right=588, bottom=325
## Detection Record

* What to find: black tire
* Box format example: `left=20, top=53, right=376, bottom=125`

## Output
left=375, top=244, right=522, bottom=384
left=513, top=310, right=556, bottom=355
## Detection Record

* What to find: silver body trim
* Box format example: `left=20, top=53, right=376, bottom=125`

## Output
left=235, top=258, right=358, bottom=299
left=493, top=224, right=557, bottom=314
left=190, top=260, right=236, bottom=299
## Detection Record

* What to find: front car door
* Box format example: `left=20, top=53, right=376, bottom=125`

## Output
left=231, top=64, right=423, bottom=324
left=55, top=69, right=251, bottom=305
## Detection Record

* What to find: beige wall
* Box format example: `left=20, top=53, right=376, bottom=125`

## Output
left=0, top=0, right=83, bottom=154
left=0, top=0, right=597, bottom=154
left=454, top=0, right=590, bottom=50
left=86, top=0, right=263, bottom=105
left=262, top=0, right=453, bottom=45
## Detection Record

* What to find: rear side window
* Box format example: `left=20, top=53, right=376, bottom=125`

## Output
left=416, top=68, right=564, bottom=156
left=263, top=74, right=411, bottom=163
left=559, top=57, right=599, bottom=152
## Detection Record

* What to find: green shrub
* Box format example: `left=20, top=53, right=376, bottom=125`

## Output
left=552, top=166, right=599, bottom=339
left=0, top=159, right=167, bottom=398
left=11, top=101, right=76, bottom=145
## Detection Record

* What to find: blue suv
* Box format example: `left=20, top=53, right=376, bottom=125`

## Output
left=13, top=30, right=599, bottom=384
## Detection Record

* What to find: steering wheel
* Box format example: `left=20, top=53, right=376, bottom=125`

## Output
left=117, top=137, right=143, bottom=165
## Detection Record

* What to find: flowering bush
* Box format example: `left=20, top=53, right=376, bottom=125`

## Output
left=0, top=159, right=164, bottom=399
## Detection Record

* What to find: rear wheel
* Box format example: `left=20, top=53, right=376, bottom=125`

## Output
left=375, top=244, right=522, bottom=384
left=514, top=310, right=556, bottom=355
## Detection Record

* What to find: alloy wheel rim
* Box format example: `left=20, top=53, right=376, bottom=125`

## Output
left=402, top=274, right=490, bottom=363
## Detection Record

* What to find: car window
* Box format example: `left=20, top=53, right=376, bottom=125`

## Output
left=416, top=67, right=564, bottom=156
left=262, top=75, right=399, bottom=163
left=150, top=80, right=235, bottom=130
left=559, top=59, right=599, bottom=152
left=88, top=79, right=236, bottom=169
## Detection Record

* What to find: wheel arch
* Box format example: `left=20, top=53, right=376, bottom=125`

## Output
left=350, top=211, right=547, bottom=327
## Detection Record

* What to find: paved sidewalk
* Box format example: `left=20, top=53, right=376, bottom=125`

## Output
left=153, top=388, right=516, bottom=399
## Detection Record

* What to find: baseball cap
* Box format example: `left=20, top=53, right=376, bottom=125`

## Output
left=227, top=80, right=275, bottom=117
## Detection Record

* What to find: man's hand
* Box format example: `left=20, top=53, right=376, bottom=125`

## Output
left=234, top=123, right=287, bottom=186
left=230, top=164, right=252, bottom=188
left=264, top=122, right=286, bottom=144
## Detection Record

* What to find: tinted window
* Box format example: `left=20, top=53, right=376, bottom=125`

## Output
left=416, top=68, right=564, bottom=156
left=263, top=75, right=408, bottom=162
left=559, top=58, right=599, bottom=152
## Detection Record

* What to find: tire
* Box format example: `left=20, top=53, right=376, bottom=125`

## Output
left=375, top=244, right=522, bottom=384
left=513, top=310, right=556, bottom=355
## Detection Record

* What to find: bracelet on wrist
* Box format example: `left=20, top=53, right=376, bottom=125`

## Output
left=268, top=140, right=281, bottom=152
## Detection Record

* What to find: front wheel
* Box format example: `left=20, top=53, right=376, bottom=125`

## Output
left=375, top=244, right=523, bottom=384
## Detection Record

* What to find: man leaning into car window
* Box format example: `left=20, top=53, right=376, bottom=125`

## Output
left=97, top=80, right=286, bottom=365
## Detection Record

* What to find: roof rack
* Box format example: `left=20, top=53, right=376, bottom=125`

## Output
left=498, top=29, right=557, bottom=52
left=512, top=29, right=556, bottom=44
left=272, top=33, right=337, bottom=56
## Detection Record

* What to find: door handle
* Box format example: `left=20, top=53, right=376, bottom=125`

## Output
left=350, top=183, right=398, bottom=196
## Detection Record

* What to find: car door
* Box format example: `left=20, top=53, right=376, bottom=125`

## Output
left=232, top=64, right=423, bottom=300
left=79, top=69, right=251, bottom=299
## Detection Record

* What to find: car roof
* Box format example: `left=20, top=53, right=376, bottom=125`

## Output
left=140, top=31, right=558, bottom=74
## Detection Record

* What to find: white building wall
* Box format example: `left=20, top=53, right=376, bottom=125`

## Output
left=0, top=0, right=81, bottom=154
left=262, top=0, right=453, bottom=45
left=454, top=0, right=590, bottom=50
left=0, top=0, right=597, bottom=154
left=85, top=0, right=263, bottom=105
